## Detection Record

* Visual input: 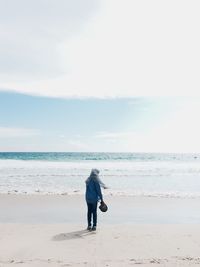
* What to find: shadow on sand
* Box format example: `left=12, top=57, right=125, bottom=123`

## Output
left=52, top=229, right=95, bottom=241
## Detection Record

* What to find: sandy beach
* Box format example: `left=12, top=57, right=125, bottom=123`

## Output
left=1, top=223, right=200, bottom=267
left=1, top=195, right=200, bottom=266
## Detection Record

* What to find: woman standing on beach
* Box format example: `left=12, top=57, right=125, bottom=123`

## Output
left=85, top=169, right=106, bottom=231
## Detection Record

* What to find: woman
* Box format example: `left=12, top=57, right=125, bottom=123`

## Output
left=85, top=169, right=106, bottom=231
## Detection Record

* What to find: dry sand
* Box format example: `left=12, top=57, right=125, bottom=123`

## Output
left=1, top=195, right=200, bottom=266
left=1, top=224, right=200, bottom=266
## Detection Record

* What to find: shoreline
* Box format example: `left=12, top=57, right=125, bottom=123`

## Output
left=2, top=190, right=200, bottom=198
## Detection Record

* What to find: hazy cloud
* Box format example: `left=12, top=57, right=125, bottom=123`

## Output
left=0, top=0, right=98, bottom=79
left=95, top=131, right=134, bottom=139
left=0, top=127, right=40, bottom=138
left=67, top=139, right=89, bottom=150
left=0, top=0, right=200, bottom=98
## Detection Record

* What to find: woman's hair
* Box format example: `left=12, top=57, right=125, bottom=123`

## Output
left=85, top=169, right=100, bottom=183
left=85, top=169, right=107, bottom=188
left=90, top=168, right=100, bottom=177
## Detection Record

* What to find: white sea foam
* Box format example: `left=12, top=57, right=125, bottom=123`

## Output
left=1, top=159, right=200, bottom=197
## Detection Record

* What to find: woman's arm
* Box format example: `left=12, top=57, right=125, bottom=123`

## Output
left=97, top=177, right=108, bottom=189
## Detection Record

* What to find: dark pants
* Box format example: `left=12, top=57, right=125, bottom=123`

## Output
left=87, top=201, right=98, bottom=227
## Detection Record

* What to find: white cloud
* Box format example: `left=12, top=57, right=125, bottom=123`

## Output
left=95, top=131, right=135, bottom=139
left=0, top=0, right=98, bottom=79
left=0, top=0, right=200, bottom=98
left=0, top=127, right=40, bottom=138
left=67, top=140, right=89, bottom=150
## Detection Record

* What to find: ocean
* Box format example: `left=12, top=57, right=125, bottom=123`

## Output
left=0, top=152, right=200, bottom=198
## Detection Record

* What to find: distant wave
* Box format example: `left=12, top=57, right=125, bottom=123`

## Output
left=1, top=152, right=200, bottom=162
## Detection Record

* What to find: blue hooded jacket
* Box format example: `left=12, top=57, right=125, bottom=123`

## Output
left=85, top=169, right=103, bottom=203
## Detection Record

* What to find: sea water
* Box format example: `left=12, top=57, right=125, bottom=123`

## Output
left=0, top=152, right=200, bottom=197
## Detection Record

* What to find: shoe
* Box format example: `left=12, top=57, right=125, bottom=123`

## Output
left=91, top=226, right=96, bottom=231
left=87, top=226, right=92, bottom=231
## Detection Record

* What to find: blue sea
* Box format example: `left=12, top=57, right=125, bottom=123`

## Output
left=0, top=152, right=200, bottom=197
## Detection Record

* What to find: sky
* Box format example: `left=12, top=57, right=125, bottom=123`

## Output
left=0, top=93, right=200, bottom=152
left=0, top=0, right=200, bottom=152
